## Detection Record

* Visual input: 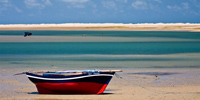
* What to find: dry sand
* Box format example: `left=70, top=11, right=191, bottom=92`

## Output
left=0, top=23, right=200, bottom=31
left=1, top=68, right=200, bottom=100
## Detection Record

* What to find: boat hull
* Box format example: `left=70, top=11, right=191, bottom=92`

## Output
left=26, top=72, right=114, bottom=94
left=35, top=82, right=108, bottom=94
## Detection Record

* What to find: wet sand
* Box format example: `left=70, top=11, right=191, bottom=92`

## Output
left=1, top=35, right=199, bottom=43
left=1, top=68, right=200, bottom=100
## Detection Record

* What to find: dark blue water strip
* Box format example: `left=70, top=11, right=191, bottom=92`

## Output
left=1, top=31, right=200, bottom=39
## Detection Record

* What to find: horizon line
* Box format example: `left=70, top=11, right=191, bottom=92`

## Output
left=1, top=23, right=200, bottom=26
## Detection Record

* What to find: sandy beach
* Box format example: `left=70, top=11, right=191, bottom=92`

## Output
left=1, top=25, right=200, bottom=100
left=1, top=67, right=200, bottom=100
left=0, top=23, right=200, bottom=31
left=1, top=0, right=200, bottom=99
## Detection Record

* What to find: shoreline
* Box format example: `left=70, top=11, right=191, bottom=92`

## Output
left=0, top=23, right=200, bottom=31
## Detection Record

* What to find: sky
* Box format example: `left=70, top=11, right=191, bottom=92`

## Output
left=0, top=0, right=200, bottom=24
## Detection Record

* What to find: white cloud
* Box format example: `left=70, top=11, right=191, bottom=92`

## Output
left=132, top=1, right=148, bottom=9
left=166, top=2, right=200, bottom=16
left=131, top=0, right=162, bottom=10
left=24, top=0, right=45, bottom=9
left=182, top=2, right=189, bottom=9
left=42, top=0, right=52, bottom=5
left=102, top=1, right=116, bottom=9
left=61, top=0, right=90, bottom=8
left=71, top=3, right=85, bottom=8
left=15, top=7, right=23, bottom=13
left=167, top=2, right=190, bottom=11
left=153, top=0, right=162, bottom=3
left=60, top=0, right=89, bottom=3
left=0, top=0, right=9, bottom=3
left=167, top=5, right=182, bottom=10
left=116, top=0, right=128, bottom=3
left=0, top=0, right=23, bottom=13
left=24, top=0, right=52, bottom=9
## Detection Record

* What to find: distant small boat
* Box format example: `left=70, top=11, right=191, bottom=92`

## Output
left=24, top=32, right=32, bottom=37
left=25, top=70, right=122, bottom=94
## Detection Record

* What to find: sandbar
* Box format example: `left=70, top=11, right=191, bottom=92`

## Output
left=0, top=23, right=200, bottom=31
left=0, top=35, right=199, bottom=43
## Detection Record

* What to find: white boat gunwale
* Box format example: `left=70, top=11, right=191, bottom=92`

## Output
left=26, top=74, right=114, bottom=80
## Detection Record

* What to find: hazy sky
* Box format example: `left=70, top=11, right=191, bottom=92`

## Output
left=0, top=0, right=200, bottom=24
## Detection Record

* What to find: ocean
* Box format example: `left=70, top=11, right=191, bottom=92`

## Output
left=1, top=31, right=200, bottom=69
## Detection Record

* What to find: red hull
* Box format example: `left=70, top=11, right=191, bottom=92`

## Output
left=35, top=82, right=108, bottom=94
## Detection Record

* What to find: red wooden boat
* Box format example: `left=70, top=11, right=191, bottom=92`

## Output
left=25, top=70, right=122, bottom=94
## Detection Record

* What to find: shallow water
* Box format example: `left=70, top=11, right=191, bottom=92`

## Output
left=1, top=42, right=200, bottom=55
left=1, top=31, right=200, bottom=69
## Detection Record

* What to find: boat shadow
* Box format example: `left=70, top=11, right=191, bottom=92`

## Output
left=99, top=93, right=114, bottom=95
left=28, top=92, right=39, bottom=94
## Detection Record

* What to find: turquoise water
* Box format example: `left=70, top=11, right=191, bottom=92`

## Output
left=1, top=42, right=200, bottom=55
left=1, top=31, right=200, bottom=68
